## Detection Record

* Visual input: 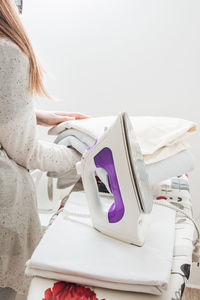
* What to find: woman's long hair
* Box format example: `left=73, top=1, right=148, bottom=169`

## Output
left=0, top=0, right=50, bottom=98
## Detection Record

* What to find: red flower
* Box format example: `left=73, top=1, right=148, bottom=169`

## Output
left=43, top=281, right=106, bottom=300
left=156, top=196, right=167, bottom=200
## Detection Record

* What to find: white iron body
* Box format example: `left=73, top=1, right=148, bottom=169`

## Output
left=77, top=112, right=153, bottom=246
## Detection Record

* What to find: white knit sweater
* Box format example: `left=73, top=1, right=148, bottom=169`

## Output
left=0, top=37, right=80, bottom=173
left=0, top=37, right=81, bottom=294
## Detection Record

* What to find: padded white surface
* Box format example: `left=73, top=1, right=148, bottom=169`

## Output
left=26, top=192, right=176, bottom=295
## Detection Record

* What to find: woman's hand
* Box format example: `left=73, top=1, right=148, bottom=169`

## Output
left=35, top=110, right=90, bottom=127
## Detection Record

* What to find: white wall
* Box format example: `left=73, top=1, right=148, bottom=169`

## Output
left=22, top=0, right=200, bottom=284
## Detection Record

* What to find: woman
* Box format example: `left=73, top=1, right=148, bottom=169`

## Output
left=0, top=0, right=88, bottom=299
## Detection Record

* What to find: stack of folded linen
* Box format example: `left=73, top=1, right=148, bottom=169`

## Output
left=26, top=190, right=176, bottom=295
left=47, top=116, right=196, bottom=188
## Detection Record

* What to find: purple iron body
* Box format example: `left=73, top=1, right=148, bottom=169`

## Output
left=94, top=147, right=125, bottom=223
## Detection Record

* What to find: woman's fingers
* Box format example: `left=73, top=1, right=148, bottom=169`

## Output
left=36, top=110, right=90, bottom=127
left=52, top=115, right=75, bottom=125
left=54, top=111, right=90, bottom=119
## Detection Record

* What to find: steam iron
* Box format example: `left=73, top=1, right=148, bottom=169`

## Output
left=76, top=112, right=153, bottom=246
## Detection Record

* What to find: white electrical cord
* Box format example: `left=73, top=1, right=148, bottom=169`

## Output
left=154, top=200, right=200, bottom=266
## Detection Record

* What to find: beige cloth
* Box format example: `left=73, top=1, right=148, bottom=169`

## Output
left=0, top=38, right=80, bottom=294
left=49, top=116, right=197, bottom=164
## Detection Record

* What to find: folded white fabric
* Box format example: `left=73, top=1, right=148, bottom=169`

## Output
left=48, top=116, right=197, bottom=164
left=26, top=192, right=176, bottom=295
left=146, top=149, right=194, bottom=185
left=47, top=124, right=194, bottom=188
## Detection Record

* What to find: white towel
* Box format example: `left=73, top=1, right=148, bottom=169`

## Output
left=48, top=115, right=197, bottom=164
left=26, top=191, right=176, bottom=295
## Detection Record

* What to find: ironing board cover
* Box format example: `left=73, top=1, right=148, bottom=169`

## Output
left=27, top=175, right=195, bottom=300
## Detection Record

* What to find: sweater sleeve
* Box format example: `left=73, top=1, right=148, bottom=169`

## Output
left=0, top=38, right=81, bottom=173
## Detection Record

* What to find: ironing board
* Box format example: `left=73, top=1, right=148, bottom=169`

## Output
left=27, top=175, right=195, bottom=300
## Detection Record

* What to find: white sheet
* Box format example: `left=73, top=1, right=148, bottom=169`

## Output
left=26, top=192, right=176, bottom=295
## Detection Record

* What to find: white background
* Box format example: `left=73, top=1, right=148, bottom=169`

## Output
left=22, top=0, right=200, bottom=284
